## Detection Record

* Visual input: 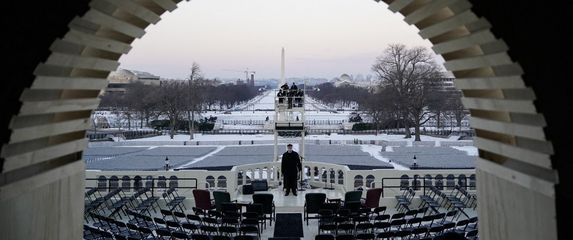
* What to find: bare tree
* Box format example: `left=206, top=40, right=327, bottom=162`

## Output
left=158, top=81, right=187, bottom=139
left=361, top=88, right=396, bottom=135
left=372, top=44, right=445, bottom=141
left=447, top=92, right=468, bottom=132
left=187, top=62, right=205, bottom=140
left=124, top=82, right=159, bottom=129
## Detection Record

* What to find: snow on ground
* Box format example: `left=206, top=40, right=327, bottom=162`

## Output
left=451, top=146, right=478, bottom=156
left=220, top=125, right=267, bottom=129
left=84, top=146, right=217, bottom=170
left=378, top=147, right=475, bottom=169
left=124, top=133, right=465, bottom=143
left=85, top=137, right=475, bottom=171
left=360, top=145, right=410, bottom=170
left=234, top=90, right=273, bottom=110
left=176, top=146, right=226, bottom=169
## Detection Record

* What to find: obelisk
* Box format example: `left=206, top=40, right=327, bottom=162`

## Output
left=280, top=47, right=285, bottom=85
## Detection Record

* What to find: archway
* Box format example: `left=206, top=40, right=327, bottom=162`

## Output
left=0, top=0, right=563, bottom=239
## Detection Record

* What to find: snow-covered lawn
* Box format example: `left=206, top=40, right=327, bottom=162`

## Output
left=123, top=133, right=466, bottom=143
left=450, top=146, right=478, bottom=156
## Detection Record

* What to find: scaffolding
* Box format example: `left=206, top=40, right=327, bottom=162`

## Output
left=273, top=85, right=306, bottom=162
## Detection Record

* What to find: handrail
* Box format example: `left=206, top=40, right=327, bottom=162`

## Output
left=86, top=177, right=198, bottom=198
left=380, top=175, right=474, bottom=197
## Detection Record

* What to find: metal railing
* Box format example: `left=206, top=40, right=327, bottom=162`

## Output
left=380, top=175, right=475, bottom=197
left=85, top=177, right=198, bottom=198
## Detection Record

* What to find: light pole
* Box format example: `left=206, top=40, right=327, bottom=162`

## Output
left=165, top=156, right=170, bottom=171
left=412, top=155, right=418, bottom=169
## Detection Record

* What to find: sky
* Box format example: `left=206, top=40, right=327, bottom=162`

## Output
left=119, top=0, right=441, bottom=80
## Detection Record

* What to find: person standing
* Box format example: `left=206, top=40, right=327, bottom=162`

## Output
left=281, top=144, right=302, bottom=196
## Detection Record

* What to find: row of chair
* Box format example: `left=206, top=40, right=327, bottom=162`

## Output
left=315, top=228, right=478, bottom=240
left=420, top=186, right=476, bottom=220
left=88, top=209, right=265, bottom=239
left=193, top=190, right=276, bottom=227
left=304, top=189, right=383, bottom=225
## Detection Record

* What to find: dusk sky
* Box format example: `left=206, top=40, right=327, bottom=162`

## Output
left=119, top=0, right=442, bottom=80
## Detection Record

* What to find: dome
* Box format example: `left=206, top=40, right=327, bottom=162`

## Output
left=340, top=73, right=352, bottom=81
left=107, top=69, right=137, bottom=83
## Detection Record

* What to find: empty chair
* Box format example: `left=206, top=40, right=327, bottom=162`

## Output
left=466, top=229, right=478, bottom=239
left=200, top=225, right=218, bottom=235
left=304, top=193, right=327, bottom=225
left=213, top=191, right=235, bottom=212
left=371, top=206, right=387, bottom=219
left=218, top=226, right=237, bottom=236
left=318, top=209, right=336, bottom=233
left=182, top=222, right=199, bottom=234
left=193, top=189, right=215, bottom=211
left=161, top=209, right=177, bottom=222
left=426, top=225, right=445, bottom=237
left=342, top=191, right=363, bottom=209
left=361, top=188, right=382, bottom=209
left=328, top=191, right=361, bottom=208
left=253, top=193, right=276, bottom=226
left=355, top=222, right=374, bottom=234
left=156, top=228, right=172, bottom=239
left=373, top=222, right=391, bottom=232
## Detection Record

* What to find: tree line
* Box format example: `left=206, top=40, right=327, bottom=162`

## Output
left=98, top=63, right=260, bottom=139
left=307, top=82, right=369, bottom=109
left=310, top=44, right=468, bottom=141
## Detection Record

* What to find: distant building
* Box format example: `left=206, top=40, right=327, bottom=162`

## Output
left=331, top=73, right=354, bottom=87
left=105, top=69, right=161, bottom=93
left=249, top=73, right=255, bottom=87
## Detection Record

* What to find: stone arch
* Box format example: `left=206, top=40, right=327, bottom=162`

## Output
left=121, top=176, right=131, bottom=191
left=254, top=168, right=261, bottom=180
left=446, top=174, right=456, bottom=190
left=412, top=174, right=421, bottom=191
left=168, top=176, right=178, bottom=189
left=424, top=174, right=433, bottom=187
left=133, top=176, right=143, bottom=191
left=469, top=174, right=476, bottom=190
left=108, top=176, right=119, bottom=190
left=0, top=1, right=563, bottom=239
left=337, top=170, right=344, bottom=185
left=145, top=176, right=154, bottom=188
left=354, top=175, right=364, bottom=189
left=435, top=174, right=444, bottom=190
left=366, top=174, right=375, bottom=188
left=217, top=176, right=227, bottom=188
left=206, top=175, right=215, bottom=189
left=237, top=171, right=244, bottom=185
left=157, top=176, right=167, bottom=189
left=400, top=174, right=410, bottom=190
left=458, top=174, right=467, bottom=189
left=97, top=176, right=107, bottom=191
